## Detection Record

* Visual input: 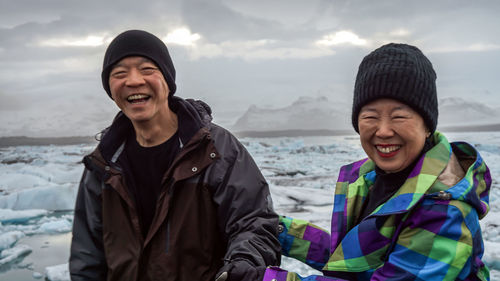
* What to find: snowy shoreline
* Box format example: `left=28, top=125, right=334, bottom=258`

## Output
left=0, top=132, right=499, bottom=280
left=0, top=232, right=70, bottom=280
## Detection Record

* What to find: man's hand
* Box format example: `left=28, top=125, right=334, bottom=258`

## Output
left=215, top=261, right=266, bottom=281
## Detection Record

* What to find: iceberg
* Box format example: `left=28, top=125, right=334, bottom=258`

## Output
left=0, top=231, right=25, bottom=252
left=0, top=244, right=32, bottom=266
left=0, top=132, right=499, bottom=279
left=45, top=263, right=70, bottom=281
left=37, top=219, right=72, bottom=234
left=0, top=209, right=49, bottom=224
left=0, top=185, right=77, bottom=211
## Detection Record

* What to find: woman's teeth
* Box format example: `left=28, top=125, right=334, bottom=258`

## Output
left=376, top=145, right=401, bottom=153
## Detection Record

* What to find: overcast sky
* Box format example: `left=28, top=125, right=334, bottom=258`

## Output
left=1, top=0, right=499, bottom=137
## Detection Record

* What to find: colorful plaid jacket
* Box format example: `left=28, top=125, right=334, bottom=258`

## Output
left=263, top=132, right=491, bottom=281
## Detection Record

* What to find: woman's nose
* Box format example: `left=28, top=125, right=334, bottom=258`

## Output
left=375, top=118, right=394, bottom=138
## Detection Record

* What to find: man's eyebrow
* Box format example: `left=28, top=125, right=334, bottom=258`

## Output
left=112, top=62, right=124, bottom=69
left=140, top=57, right=154, bottom=64
left=360, top=107, right=377, bottom=113
left=112, top=57, right=154, bottom=69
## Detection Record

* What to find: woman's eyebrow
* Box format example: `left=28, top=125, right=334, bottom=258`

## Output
left=391, top=106, right=409, bottom=113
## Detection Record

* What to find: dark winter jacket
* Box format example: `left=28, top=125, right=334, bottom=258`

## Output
left=69, top=97, right=280, bottom=281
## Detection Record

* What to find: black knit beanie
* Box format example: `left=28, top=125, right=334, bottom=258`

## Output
left=101, top=30, right=176, bottom=98
left=352, top=43, right=438, bottom=133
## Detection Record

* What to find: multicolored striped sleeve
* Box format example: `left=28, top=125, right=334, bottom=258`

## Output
left=263, top=266, right=347, bottom=281
left=371, top=199, right=489, bottom=281
left=278, top=216, right=331, bottom=271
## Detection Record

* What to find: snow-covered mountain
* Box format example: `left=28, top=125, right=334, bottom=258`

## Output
left=231, top=96, right=352, bottom=132
left=232, top=96, right=500, bottom=133
left=439, top=97, right=500, bottom=126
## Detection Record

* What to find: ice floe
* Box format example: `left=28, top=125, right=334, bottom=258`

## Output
left=45, top=263, right=70, bottom=281
left=0, top=133, right=499, bottom=279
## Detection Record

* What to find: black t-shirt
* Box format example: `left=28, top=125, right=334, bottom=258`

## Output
left=357, top=163, right=414, bottom=224
left=125, top=131, right=181, bottom=237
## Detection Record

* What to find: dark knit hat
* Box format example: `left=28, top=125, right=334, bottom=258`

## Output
left=101, top=30, right=176, bottom=98
left=352, top=43, right=438, bottom=133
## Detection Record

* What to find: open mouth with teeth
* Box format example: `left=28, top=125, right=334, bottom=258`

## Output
left=127, top=94, right=150, bottom=104
left=375, top=144, right=401, bottom=157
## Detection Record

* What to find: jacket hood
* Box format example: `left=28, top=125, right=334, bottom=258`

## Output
left=443, top=141, right=491, bottom=218
left=95, top=97, right=213, bottom=164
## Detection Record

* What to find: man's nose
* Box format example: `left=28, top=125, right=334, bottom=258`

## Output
left=125, top=69, right=145, bottom=86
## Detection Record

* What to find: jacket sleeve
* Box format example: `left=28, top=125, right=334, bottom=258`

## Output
left=69, top=168, right=107, bottom=280
left=371, top=199, right=485, bottom=281
left=210, top=130, right=281, bottom=277
left=278, top=216, right=331, bottom=271
left=259, top=217, right=339, bottom=281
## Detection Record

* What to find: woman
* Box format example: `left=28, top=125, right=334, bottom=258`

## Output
left=263, top=43, right=491, bottom=281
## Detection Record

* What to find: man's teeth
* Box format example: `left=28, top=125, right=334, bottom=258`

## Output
left=376, top=145, right=401, bottom=153
left=127, top=94, right=149, bottom=101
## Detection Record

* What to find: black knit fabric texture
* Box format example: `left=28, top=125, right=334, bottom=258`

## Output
left=352, top=43, right=438, bottom=133
left=101, top=30, right=177, bottom=98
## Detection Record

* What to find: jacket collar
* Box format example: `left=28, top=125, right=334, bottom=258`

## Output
left=369, top=132, right=451, bottom=216
left=96, top=97, right=211, bottom=164
left=339, top=131, right=490, bottom=219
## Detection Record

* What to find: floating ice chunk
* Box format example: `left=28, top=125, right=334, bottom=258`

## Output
left=483, top=241, right=500, bottom=271
left=270, top=184, right=333, bottom=230
left=491, top=269, right=500, bottom=280
left=479, top=211, right=500, bottom=242
left=0, top=208, right=48, bottom=223
left=37, top=219, right=72, bottom=234
left=272, top=139, right=305, bottom=152
left=0, top=230, right=25, bottom=251
left=45, top=263, right=70, bottom=281
left=0, top=222, right=38, bottom=235
left=281, top=256, right=322, bottom=276
left=0, top=185, right=77, bottom=211
left=0, top=172, right=49, bottom=191
left=473, top=143, right=500, bottom=155
left=0, top=243, right=32, bottom=265
left=33, top=271, right=44, bottom=279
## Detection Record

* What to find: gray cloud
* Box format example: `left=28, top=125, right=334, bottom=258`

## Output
left=0, top=0, right=499, bottom=137
left=0, top=91, right=24, bottom=111
left=179, top=0, right=292, bottom=43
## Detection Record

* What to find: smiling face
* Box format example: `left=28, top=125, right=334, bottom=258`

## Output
left=358, top=98, right=429, bottom=173
left=109, top=56, right=170, bottom=124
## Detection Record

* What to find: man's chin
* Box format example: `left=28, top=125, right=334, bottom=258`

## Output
left=125, top=113, right=152, bottom=124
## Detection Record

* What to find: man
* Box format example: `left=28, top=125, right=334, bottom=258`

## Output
left=69, top=29, right=280, bottom=281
